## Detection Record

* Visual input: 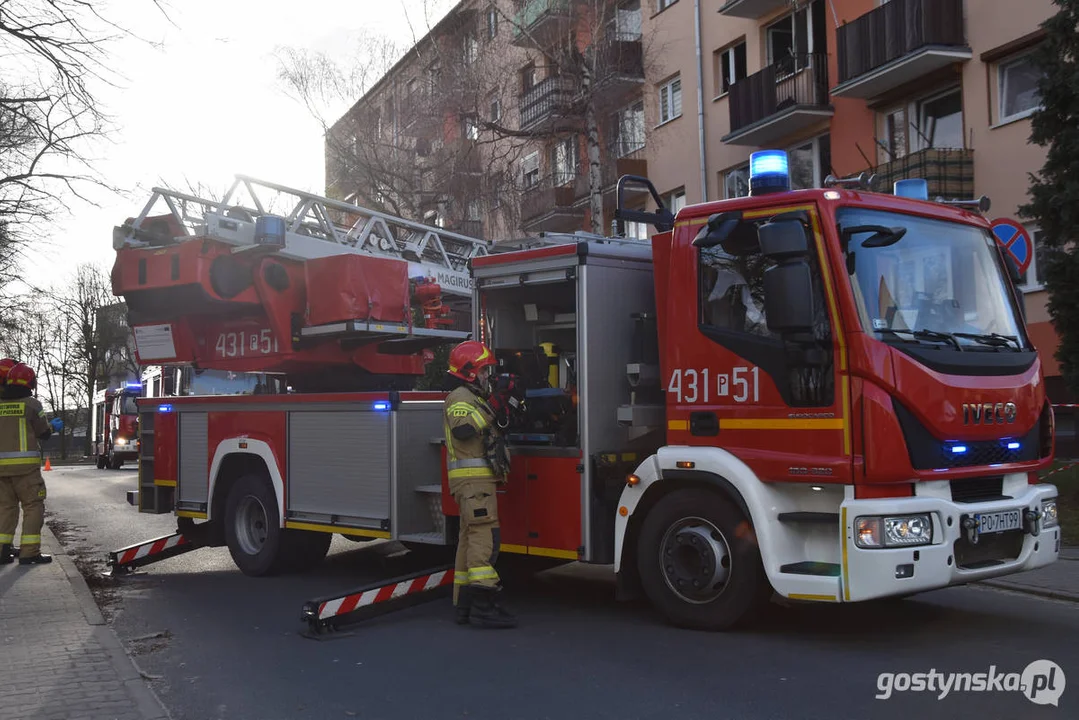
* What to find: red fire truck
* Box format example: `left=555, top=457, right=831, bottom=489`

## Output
left=92, top=383, right=143, bottom=469
left=106, top=163, right=1061, bottom=631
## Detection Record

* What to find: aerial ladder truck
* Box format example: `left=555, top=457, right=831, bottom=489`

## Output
left=106, top=157, right=1061, bottom=632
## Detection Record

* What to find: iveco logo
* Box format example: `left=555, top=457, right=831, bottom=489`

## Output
left=962, top=402, right=1018, bottom=425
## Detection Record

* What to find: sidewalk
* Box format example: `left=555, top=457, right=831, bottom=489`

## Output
left=0, top=522, right=169, bottom=720
left=980, top=547, right=1079, bottom=602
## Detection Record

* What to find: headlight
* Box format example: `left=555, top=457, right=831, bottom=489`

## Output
left=1042, top=500, right=1059, bottom=530
left=855, top=514, right=933, bottom=548
left=115, top=437, right=127, bottom=446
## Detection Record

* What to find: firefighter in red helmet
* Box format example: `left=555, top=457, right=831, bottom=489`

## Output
left=0, top=363, right=53, bottom=565
left=0, top=358, right=16, bottom=399
left=443, top=340, right=516, bottom=628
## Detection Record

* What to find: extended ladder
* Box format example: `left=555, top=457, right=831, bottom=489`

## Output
left=112, top=174, right=490, bottom=297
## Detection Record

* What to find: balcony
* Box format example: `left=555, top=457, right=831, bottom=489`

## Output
left=574, top=147, right=648, bottom=200
left=519, top=76, right=581, bottom=133
left=512, top=0, right=573, bottom=49
left=593, top=39, right=645, bottom=106
left=723, top=53, right=832, bottom=147
left=718, top=0, right=790, bottom=20
left=870, top=148, right=974, bottom=200
left=521, top=175, right=585, bottom=233
left=833, top=0, right=971, bottom=99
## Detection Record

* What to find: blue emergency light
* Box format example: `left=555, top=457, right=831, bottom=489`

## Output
left=125, top=382, right=142, bottom=390
left=372, top=401, right=391, bottom=411
left=894, top=178, right=929, bottom=201
left=951, top=445, right=968, bottom=454
left=158, top=404, right=173, bottom=413
left=749, top=150, right=791, bottom=196
left=1007, top=441, right=1021, bottom=450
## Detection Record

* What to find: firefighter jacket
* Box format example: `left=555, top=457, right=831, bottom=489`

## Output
left=444, top=385, right=509, bottom=490
left=0, top=395, right=51, bottom=477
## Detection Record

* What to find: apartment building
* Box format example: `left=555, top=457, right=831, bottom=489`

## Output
left=327, top=0, right=1063, bottom=397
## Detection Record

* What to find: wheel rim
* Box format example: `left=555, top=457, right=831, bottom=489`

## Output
left=235, top=495, right=269, bottom=556
left=659, top=516, right=732, bottom=604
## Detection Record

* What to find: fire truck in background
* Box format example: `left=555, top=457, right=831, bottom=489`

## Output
left=105, top=161, right=1061, bottom=631
left=91, top=383, right=142, bottom=469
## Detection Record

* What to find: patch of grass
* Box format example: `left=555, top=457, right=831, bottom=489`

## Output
left=1040, top=461, right=1079, bottom=546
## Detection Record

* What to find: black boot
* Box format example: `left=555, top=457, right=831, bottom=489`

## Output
left=18, top=553, right=52, bottom=565
left=468, top=586, right=517, bottom=629
left=455, top=585, right=472, bottom=625
left=0, top=544, right=15, bottom=565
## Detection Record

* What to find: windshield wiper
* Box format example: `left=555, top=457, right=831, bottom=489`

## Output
left=951, top=332, right=1022, bottom=350
left=875, top=328, right=963, bottom=350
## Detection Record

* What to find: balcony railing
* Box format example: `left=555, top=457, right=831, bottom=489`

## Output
left=574, top=147, right=647, bottom=199
left=837, top=0, right=967, bottom=86
left=521, top=174, right=584, bottom=230
left=456, top=219, right=484, bottom=240
left=519, top=76, right=579, bottom=132
left=512, top=0, right=573, bottom=47
left=597, top=39, right=644, bottom=80
left=725, top=52, right=830, bottom=144
left=870, top=148, right=974, bottom=201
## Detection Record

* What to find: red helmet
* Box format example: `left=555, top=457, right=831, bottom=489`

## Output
left=0, top=358, right=16, bottom=384
left=447, top=341, right=496, bottom=383
left=6, top=363, right=36, bottom=390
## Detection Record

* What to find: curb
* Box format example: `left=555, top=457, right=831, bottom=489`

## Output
left=45, top=523, right=172, bottom=720
left=979, top=579, right=1079, bottom=603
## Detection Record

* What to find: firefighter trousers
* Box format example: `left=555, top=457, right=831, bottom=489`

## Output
left=0, top=469, right=47, bottom=559
left=452, top=480, right=501, bottom=605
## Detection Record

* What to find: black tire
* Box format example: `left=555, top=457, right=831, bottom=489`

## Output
left=96, top=455, right=107, bottom=470
left=109, top=454, right=123, bottom=470
left=281, top=530, right=331, bottom=573
left=636, top=488, right=771, bottom=631
left=224, top=473, right=285, bottom=577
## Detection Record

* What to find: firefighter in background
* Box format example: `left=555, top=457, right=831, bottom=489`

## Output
left=443, top=341, right=516, bottom=629
left=0, top=363, right=53, bottom=565
left=0, top=358, right=17, bottom=398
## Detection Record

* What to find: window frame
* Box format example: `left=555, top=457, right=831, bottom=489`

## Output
left=1017, top=225, right=1047, bottom=293
left=610, top=99, right=646, bottom=157
left=714, top=40, right=747, bottom=98
left=724, top=163, right=750, bottom=199
left=521, top=151, right=540, bottom=189
left=486, top=7, right=498, bottom=41
left=550, top=137, right=579, bottom=187
left=997, top=51, right=1043, bottom=125
left=657, top=0, right=678, bottom=12
left=665, top=187, right=686, bottom=213
left=916, top=86, right=964, bottom=151
left=657, top=74, right=683, bottom=125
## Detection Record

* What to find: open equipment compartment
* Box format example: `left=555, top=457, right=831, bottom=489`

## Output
left=471, top=239, right=660, bottom=563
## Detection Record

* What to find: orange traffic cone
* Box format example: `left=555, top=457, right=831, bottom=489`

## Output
left=43, top=457, right=52, bottom=471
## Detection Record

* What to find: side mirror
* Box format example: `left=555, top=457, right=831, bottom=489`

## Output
left=692, top=211, right=743, bottom=248
left=763, top=262, right=815, bottom=335
left=758, top=218, right=809, bottom=260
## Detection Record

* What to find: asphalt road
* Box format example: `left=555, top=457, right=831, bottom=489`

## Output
left=41, top=465, right=1078, bottom=720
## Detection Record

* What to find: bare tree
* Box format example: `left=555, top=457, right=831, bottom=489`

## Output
left=0, top=1, right=169, bottom=299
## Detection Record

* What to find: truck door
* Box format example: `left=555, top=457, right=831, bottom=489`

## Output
left=670, top=204, right=851, bottom=483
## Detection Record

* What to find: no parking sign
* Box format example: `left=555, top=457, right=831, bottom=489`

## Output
left=991, top=218, right=1033, bottom=275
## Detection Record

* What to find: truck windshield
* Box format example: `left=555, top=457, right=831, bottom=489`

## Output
left=186, top=369, right=285, bottom=396
left=838, top=207, right=1025, bottom=350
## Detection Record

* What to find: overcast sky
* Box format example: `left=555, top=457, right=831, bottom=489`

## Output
left=19, top=0, right=456, bottom=290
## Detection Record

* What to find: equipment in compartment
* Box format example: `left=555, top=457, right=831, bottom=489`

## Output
left=495, top=346, right=577, bottom=446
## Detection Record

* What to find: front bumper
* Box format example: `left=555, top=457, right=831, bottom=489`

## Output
left=841, top=482, right=1059, bottom=602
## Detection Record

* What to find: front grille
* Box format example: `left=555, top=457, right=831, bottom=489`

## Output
left=950, top=476, right=1006, bottom=504
left=937, top=441, right=1024, bottom=469
left=954, top=529, right=1024, bottom=569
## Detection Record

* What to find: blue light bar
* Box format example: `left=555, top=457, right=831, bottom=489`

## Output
left=373, top=401, right=391, bottom=411
left=1007, top=441, right=1021, bottom=450
left=894, top=178, right=929, bottom=201
left=749, top=150, right=790, bottom=196
left=125, top=382, right=142, bottom=390
left=951, top=445, right=968, bottom=454
left=158, top=404, right=173, bottom=413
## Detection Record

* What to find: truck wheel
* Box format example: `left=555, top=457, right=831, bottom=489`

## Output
left=96, top=455, right=107, bottom=470
left=636, top=488, right=770, bottom=631
left=224, top=474, right=285, bottom=577
left=109, top=455, right=123, bottom=470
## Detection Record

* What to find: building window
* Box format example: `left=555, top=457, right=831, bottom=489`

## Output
left=464, top=31, right=478, bottom=64
left=766, top=0, right=825, bottom=75
left=464, top=116, right=479, bottom=141
left=883, top=107, right=908, bottom=160
left=521, top=151, right=540, bottom=188
left=486, top=7, right=498, bottom=41
left=918, top=88, right=963, bottom=149
left=1019, top=227, right=1048, bottom=290
left=665, top=187, right=686, bottom=213
left=658, top=75, right=682, bottom=124
left=551, top=138, right=578, bottom=187
left=467, top=199, right=483, bottom=222
left=624, top=218, right=649, bottom=240
left=715, top=41, right=747, bottom=97
left=489, top=97, right=502, bottom=123
left=788, top=134, right=830, bottom=190
left=521, top=63, right=537, bottom=93
left=724, top=164, right=750, bottom=199
left=610, top=99, right=645, bottom=157
left=998, top=52, right=1043, bottom=123
left=612, top=1, right=642, bottom=42
left=657, top=0, right=678, bottom=11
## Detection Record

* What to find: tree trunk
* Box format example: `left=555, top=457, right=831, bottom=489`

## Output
left=583, top=68, right=604, bottom=235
